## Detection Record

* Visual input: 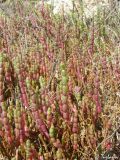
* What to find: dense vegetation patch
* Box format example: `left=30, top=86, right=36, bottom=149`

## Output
left=0, top=1, right=120, bottom=159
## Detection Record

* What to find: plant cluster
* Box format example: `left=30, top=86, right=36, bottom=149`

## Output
left=0, top=1, right=119, bottom=160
